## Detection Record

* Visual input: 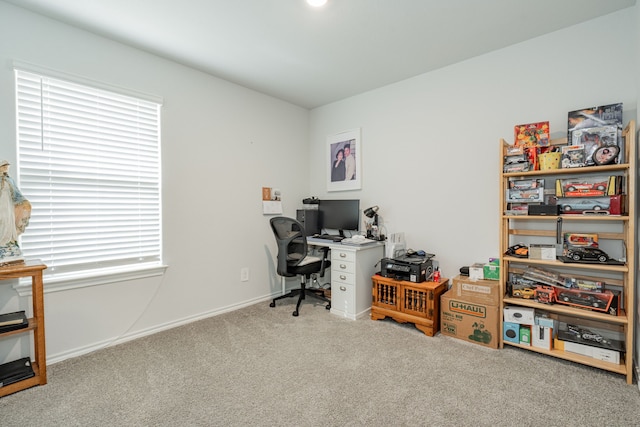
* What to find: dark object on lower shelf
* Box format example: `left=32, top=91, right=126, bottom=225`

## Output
left=528, top=204, right=560, bottom=216
left=0, top=311, right=28, bottom=334
left=557, top=328, right=625, bottom=352
left=0, top=357, right=35, bottom=388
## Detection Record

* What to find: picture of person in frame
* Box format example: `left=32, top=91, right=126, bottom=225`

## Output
left=331, top=148, right=346, bottom=182
left=330, top=139, right=356, bottom=182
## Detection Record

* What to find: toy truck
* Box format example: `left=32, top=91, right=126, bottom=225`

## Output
left=534, top=285, right=557, bottom=304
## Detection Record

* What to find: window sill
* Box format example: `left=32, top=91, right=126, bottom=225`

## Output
left=13, top=264, right=169, bottom=296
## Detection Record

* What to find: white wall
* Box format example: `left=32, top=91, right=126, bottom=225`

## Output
left=310, top=7, right=638, bottom=382
left=0, top=2, right=638, bottom=369
left=0, top=2, right=310, bottom=363
left=309, top=9, right=637, bottom=282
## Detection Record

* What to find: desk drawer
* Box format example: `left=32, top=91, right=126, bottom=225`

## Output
left=331, top=250, right=356, bottom=264
left=332, top=269, right=355, bottom=285
left=332, top=258, right=355, bottom=275
left=331, top=282, right=355, bottom=317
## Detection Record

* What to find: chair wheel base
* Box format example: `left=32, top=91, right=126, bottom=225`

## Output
left=292, top=311, right=299, bottom=317
left=269, top=302, right=276, bottom=308
left=326, top=304, right=331, bottom=310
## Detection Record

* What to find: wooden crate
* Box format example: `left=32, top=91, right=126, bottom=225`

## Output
left=371, top=275, right=448, bottom=337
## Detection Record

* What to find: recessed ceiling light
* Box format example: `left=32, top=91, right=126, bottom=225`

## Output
left=307, top=0, right=327, bottom=7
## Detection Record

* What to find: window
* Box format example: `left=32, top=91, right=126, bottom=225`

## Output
left=14, top=69, right=163, bottom=286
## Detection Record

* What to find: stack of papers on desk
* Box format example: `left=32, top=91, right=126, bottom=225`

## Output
left=341, top=237, right=378, bottom=246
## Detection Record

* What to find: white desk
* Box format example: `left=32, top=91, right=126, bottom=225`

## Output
left=307, top=238, right=384, bottom=320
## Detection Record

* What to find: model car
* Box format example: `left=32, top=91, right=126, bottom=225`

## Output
left=561, top=199, right=609, bottom=213
left=558, top=291, right=604, bottom=308
left=505, top=244, right=528, bottom=258
left=567, top=324, right=609, bottom=345
left=509, top=179, right=541, bottom=190
left=503, top=162, right=530, bottom=173
left=564, top=278, right=604, bottom=292
left=564, top=181, right=607, bottom=193
left=512, top=288, right=535, bottom=299
left=534, top=285, right=557, bottom=304
left=508, top=190, right=542, bottom=201
left=566, top=247, right=610, bottom=263
left=566, top=234, right=598, bottom=246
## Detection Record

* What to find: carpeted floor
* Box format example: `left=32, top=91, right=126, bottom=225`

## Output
left=1, top=298, right=639, bottom=426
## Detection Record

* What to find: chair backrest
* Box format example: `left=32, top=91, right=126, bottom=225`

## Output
left=270, top=216, right=309, bottom=277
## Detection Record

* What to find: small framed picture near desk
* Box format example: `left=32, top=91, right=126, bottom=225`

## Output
left=327, top=128, right=361, bottom=192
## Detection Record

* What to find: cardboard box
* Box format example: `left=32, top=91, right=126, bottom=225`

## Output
left=519, top=325, right=531, bottom=346
left=469, top=263, right=484, bottom=281
left=532, top=325, right=552, bottom=350
left=554, top=338, right=620, bottom=364
left=535, top=315, right=555, bottom=329
left=451, top=275, right=500, bottom=306
left=503, top=306, right=535, bottom=325
left=441, top=291, right=499, bottom=349
left=483, top=263, right=499, bottom=281
left=555, top=175, right=621, bottom=198
left=528, top=244, right=556, bottom=260
left=503, top=322, right=520, bottom=344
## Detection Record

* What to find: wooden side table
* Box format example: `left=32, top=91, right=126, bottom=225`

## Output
left=371, top=274, right=448, bottom=337
left=0, top=260, right=47, bottom=397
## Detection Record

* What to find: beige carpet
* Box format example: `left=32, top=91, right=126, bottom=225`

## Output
left=1, top=298, right=639, bottom=426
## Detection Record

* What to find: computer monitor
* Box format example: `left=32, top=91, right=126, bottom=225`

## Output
left=318, top=199, right=360, bottom=237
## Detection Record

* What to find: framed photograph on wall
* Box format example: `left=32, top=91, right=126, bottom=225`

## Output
left=327, top=128, right=361, bottom=192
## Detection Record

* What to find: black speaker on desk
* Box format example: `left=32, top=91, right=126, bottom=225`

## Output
left=296, top=209, right=320, bottom=235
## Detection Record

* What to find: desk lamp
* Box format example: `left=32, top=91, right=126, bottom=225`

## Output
left=364, top=206, right=382, bottom=240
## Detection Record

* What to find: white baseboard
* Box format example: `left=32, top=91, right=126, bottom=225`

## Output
left=46, top=294, right=274, bottom=365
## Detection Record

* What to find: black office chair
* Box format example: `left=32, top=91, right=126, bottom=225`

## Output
left=269, top=216, right=331, bottom=316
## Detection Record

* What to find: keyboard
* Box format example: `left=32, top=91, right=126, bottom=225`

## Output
left=314, top=234, right=344, bottom=242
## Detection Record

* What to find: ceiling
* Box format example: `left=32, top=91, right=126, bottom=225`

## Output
left=5, top=0, right=636, bottom=109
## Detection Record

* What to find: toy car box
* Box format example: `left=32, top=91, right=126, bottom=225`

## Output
left=563, top=233, right=598, bottom=248
left=555, top=288, right=615, bottom=314
left=441, top=291, right=499, bottom=349
left=556, top=322, right=624, bottom=353
left=508, top=272, right=537, bottom=299
left=555, top=175, right=622, bottom=198
left=553, top=338, right=620, bottom=364
left=557, top=195, right=624, bottom=215
left=507, top=187, right=544, bottom=203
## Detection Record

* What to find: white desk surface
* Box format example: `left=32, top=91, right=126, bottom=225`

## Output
left=306, top=237, right=384, bottom=250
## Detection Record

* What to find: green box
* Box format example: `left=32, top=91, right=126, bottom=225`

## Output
left=519, top=325, right=531, bottom=346
left=483, top=263, right=500, bottom=281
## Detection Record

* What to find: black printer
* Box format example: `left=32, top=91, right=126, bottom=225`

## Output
left=380, top=255, right=434, bottom=283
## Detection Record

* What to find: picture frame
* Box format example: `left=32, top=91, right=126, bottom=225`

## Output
left=326, top=128, right=362, bottom=192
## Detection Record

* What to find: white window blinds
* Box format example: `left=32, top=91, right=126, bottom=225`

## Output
left=15, top=69, right=162, bottom=280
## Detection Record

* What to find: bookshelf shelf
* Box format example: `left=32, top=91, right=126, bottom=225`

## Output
left=0, top=260, right=47, bottom=397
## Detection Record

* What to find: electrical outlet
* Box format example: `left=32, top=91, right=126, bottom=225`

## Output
left=240, top=268, right=249, bottom=282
